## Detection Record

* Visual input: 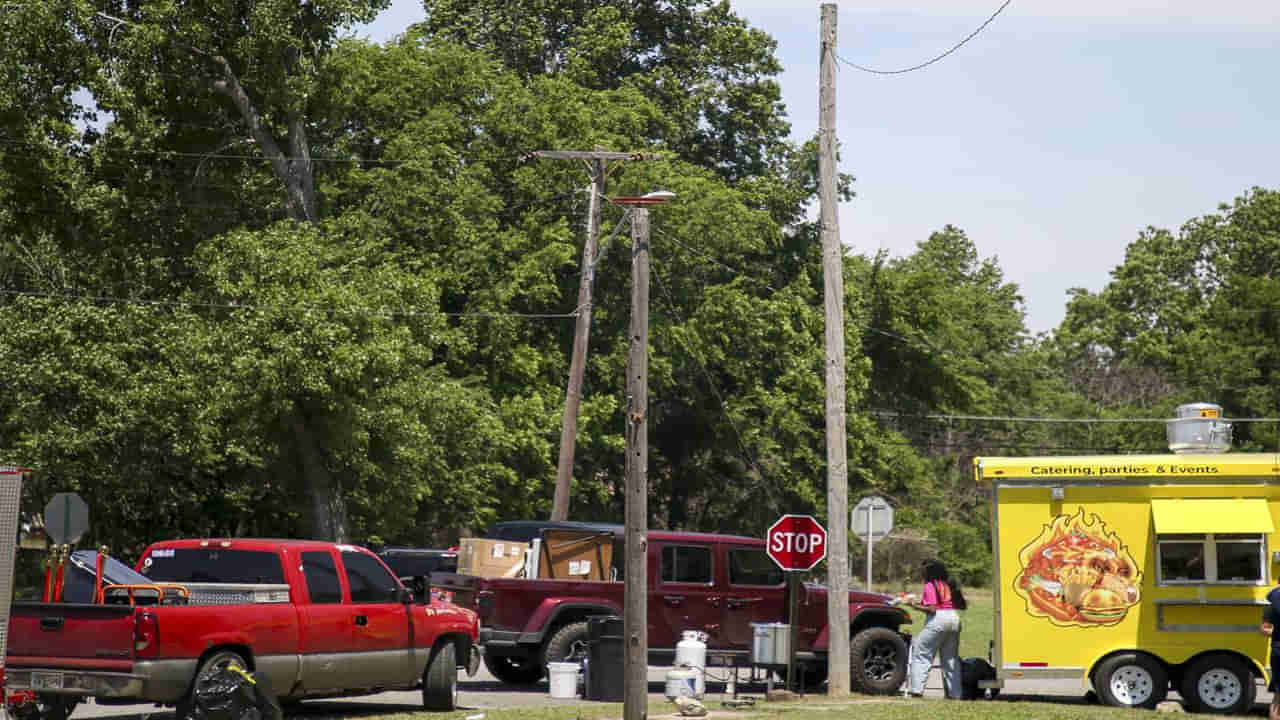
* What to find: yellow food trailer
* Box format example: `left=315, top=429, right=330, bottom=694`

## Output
left=976, top=404, right=1280, bottom=713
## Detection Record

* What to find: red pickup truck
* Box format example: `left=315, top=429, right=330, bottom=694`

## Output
left=6, top=539, right=479, bottom=719
left=435, top=522, right=912, bottom=694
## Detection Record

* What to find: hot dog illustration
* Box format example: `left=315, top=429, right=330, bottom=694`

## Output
left=1012, top=508, right=1141, bottom=627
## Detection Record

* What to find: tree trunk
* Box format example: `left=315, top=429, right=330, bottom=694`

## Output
left=290, top=408, right=349, bottom=542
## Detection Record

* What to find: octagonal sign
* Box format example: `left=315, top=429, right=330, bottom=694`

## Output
left=766, top=514, right=827, bottom=571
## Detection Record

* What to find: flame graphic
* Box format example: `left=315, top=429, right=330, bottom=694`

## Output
left=1012, top=507, right=1141, bottom=628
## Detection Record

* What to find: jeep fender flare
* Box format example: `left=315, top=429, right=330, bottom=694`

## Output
left=517, top=599, right=622, bottom=644
left=811, top=607, right=910, bottom=650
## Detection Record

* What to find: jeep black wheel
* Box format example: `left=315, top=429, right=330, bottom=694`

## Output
left=544, top=621, right=591, bottom=665
left=850, top=627, right=908, bottom=695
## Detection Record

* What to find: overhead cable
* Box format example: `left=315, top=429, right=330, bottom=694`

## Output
left=837, top=0, right=1012, bottom=75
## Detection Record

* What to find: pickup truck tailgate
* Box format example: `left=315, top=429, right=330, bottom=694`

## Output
left=8, top=602, right=136, bottom=663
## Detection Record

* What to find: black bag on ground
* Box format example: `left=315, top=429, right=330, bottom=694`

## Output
left=190, top=667, right=283, bottom=720
left=960, top=657, right=997, bottom=700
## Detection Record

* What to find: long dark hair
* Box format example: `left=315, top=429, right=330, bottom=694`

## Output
left=923, top=560, right=967, bottom=610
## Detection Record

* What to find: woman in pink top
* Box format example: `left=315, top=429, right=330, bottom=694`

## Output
left=905, top=560, right=967, bottom=698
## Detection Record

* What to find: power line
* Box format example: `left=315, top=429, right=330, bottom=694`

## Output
left=0, top=289, right=579, bottom=320
left=837, top=0, right=1012, bottom=76
left=868, top=410, right=1280, bottom=424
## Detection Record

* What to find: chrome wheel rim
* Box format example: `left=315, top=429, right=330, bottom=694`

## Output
left=1108, top=665, right=1154, bottom=706
left=1196, top=668, right=1241, bottom=710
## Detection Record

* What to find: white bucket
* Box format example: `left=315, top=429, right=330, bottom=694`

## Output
left=548, top=662, right=580, bottom=699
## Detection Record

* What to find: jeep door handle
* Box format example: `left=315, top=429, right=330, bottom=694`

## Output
left=354, top=615, right=368, bottom=626
left=40, top=617, right=64, bottom=631
left=663, top=595, right=685, bottom=607
left=706, top=596, right=721, bottom=608
left=727, top=597, right=762, bottom=609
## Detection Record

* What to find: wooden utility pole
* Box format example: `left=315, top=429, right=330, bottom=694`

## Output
left=535, top=150, right=659, bottom=522
left=819, top=3, right=852, bottom=698
left=624, top=206, right=651, bottom=720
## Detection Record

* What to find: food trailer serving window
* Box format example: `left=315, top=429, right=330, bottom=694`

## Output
left=1152, top=499, right=1272, bottom=585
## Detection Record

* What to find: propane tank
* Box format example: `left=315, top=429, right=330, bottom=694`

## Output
left=675, top=630, right=707, bottom=697
left=664, top=666, right=699, bottom=700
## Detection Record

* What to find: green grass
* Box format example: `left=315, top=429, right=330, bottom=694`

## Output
left=359, top=693, right=1242, bottom=720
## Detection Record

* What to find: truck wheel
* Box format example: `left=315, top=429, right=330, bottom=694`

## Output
left=1095, top=653, right=1167, bottom=709
left=544, top=621, right=591, bottom=665
left=483, top=654, right=544, bottom=684
left=1180, top=654, right=1255, bottom=714
left=422, top=642, right=458, bottom=711
left=176, top=649, right=249, bottom=720
left=849, top=627, right=908, bottom=695
left=36, top=695, right=78, bottom=720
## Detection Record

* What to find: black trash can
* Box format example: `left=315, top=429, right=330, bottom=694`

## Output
left=586, top=615, right=624, bottom=702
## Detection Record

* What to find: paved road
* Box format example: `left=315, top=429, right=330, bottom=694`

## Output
left=71, top=665, right=1275, bottom=718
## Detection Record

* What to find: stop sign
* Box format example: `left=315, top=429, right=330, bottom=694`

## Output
left=766, top=514, right=827, bottom=571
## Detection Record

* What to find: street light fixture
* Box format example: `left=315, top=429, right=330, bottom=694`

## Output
left=610, top=189, right=673, bottom=720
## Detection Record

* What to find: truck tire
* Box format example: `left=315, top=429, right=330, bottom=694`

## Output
left=176, top=649, right=249, bottom=720
left=1180, top=653, right=1255, bottom=715
left=483, top=654, right=544, bottom=684
left=36, top=695, right=78, bottom=720
left=1094, top=652, right=1167, bottom=709
left=849, top=627, right=908, bottom=695
left=544, top=621, right=591, bottom=665
left=422, top=641, right=458, bottom=711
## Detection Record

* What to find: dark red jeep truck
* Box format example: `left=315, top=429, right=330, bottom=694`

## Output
left=6, top=539, right=480, bottom=719
left=435, top=522, right=912, bottom=694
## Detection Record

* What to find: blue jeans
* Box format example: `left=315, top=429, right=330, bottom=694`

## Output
left=909, top=609, right=961, bottom=697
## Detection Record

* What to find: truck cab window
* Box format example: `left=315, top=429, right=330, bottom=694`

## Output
left=1157, top=533, right=1265, bottom=584
left=142, top=549, right=285, bottom=584
left=729, top=548, right=784, bottom=586
left=343, top=551, right=400, bottom=602
left=301, top=551, right=343, bottom=604
left=661, top=545, right=712, bottom=584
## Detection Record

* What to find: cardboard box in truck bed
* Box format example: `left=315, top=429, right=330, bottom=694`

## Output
left=458, top=538, right=529, bottom=578
left=537, top=529, right=613, bottom=581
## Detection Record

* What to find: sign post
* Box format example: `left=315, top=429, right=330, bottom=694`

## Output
left=767, top=515, right=828, bottom=692
left=852, top=496, right=894, bottom=592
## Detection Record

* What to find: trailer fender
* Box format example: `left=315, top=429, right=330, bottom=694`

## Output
left=518, top=599, right=621, bottom=644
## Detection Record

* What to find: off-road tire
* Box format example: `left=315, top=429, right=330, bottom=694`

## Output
left=849, top=627, right=908, bottom=695
left=1094, top=652, right=1167, bottom=709
left=422, top=641, right=458, bottom=711
left=1180, top=653, right=1254, bottom=715
left=176, top=649, right=250, bottom=719
left=483, top=654, right=544, bottom=684
left=544, top=621, right=591, bottom=666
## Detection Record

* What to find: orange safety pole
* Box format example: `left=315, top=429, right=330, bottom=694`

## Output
left=52, top=547, right=67, bottom=603
left=94, top=547, right=106, bottom=604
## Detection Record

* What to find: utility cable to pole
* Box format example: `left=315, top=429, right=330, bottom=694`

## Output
left=818, top=3, right=852, bottom=698
left=532, top=150, right=660, bottom=522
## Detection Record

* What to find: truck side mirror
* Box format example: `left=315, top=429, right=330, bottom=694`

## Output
left=397, top=586, right=414, bottom=604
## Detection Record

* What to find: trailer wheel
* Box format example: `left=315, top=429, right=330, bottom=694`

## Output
left=1095, top=653, right=1167, bottom=709
left=850, top=627, right=908, bottom=695
left=1180, top=654, right=1255, bottom=714
left=422, top=641, right=458, bottom=711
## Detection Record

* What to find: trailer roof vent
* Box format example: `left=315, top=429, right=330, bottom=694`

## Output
left=1166, top=402, right=1232, bottom=454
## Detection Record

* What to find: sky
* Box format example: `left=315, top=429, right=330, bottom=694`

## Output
left=358, top=1, right=1280, bottom=335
